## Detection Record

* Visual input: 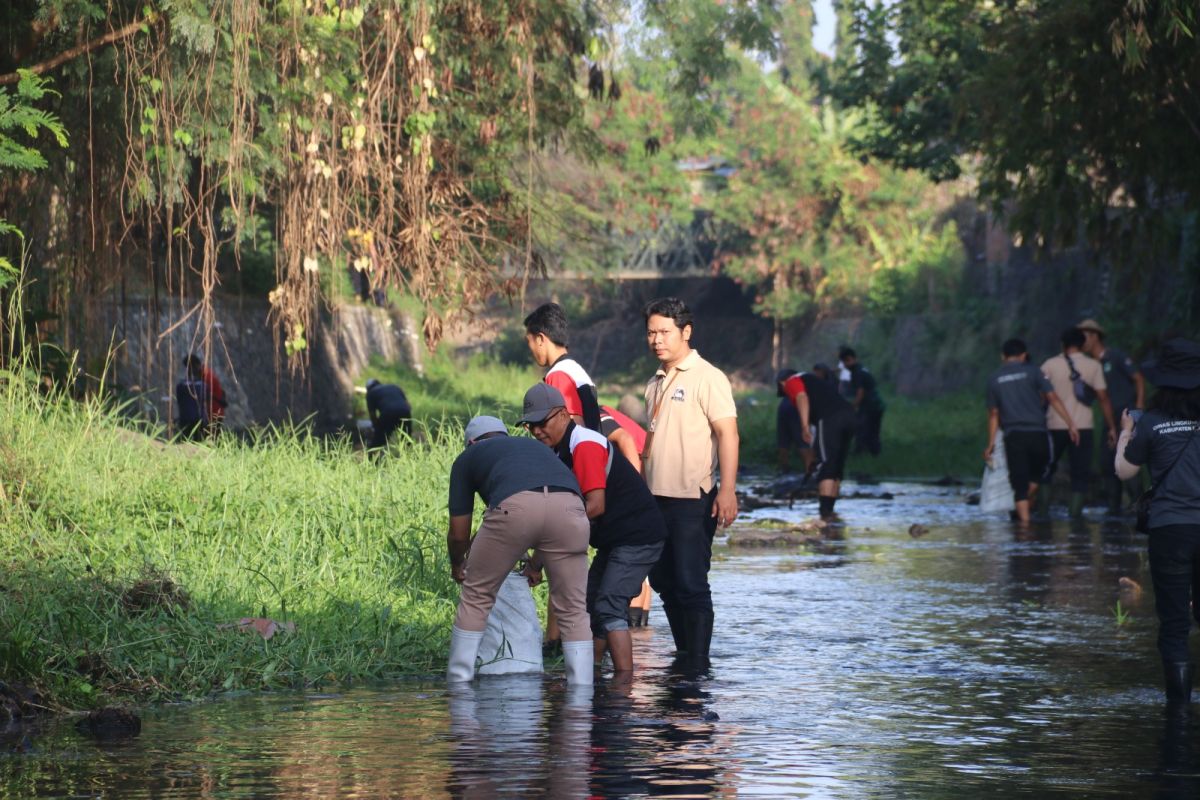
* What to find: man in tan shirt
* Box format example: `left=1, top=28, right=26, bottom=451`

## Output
left=642, top=296, right=738, bottom=666
left=1040, top=327, right=1116, bottom=517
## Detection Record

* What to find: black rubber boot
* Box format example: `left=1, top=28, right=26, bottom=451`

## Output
left=1104, top=475, right=1123, bottom=516
left=818, top=496, right=836, bottom=519
left=684, top=610, right=714, bottom=666
left=663, top=605, right=688, bottom=654
left=1164, top=661, right=1194, bottom=710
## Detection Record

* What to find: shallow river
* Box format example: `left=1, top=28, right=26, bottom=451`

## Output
left=4, top=482, right=1198, bottom=798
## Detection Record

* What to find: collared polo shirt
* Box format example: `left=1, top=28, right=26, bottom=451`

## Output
left=642, top=350, right=737, bottom=498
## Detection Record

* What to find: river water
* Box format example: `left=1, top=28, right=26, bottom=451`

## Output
left=4, top=481, right=1197, bottom=798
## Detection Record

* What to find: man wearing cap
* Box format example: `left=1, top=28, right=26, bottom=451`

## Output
left=1080, top=319, right=1146, bottom=514
left=365, top=379, right=412, bottom=451
left=446, top=416, right=593, bottom=685
left=518, top=383, right=667, bottom=678
left=642, top=296, right=738, bottom=665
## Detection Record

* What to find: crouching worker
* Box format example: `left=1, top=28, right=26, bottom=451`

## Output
left=519, top=384, right=667, bottom=679
left=446, top=416, right=593, bottom=685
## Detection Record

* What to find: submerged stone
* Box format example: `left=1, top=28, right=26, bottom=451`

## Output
left=75, top=707, right=141, bottom=739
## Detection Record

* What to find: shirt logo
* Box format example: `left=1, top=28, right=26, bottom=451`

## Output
left=671, top=388, right=686, bottom=402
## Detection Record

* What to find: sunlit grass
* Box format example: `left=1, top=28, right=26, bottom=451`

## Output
left=0, top=370, right=465, bottom=709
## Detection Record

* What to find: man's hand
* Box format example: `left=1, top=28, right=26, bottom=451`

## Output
left=1121, top=407, right=1137, bottom=434
left=801, top=426, right=814, bottom=445
left=522, top=562, right=544, bottom=587
left=713, top=485, right=738, bottom=528
left=451, top=562, right=467, bottom=584
left=983, top=443, right=994, bottom=463
left=1068, top=426, right=1080, bottom=446
left=1107, top=427, right=1118, bottom=449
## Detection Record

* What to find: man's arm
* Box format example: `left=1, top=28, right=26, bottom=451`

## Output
left=448, top=514, right=472, bottom=583
left=854, top=387, right=865, bottom=411
left=794, top=392, right=813, bottom=444
left=583, top=488, right=605, bottom=519
left=984, top=407, right=1000, bottom=462
left=1044, top=392, right=1080, bottom=445
left=608, top=428, right=641, bottom=474
left=1134, top=370, right=1146, bottom=410
left=712, top=416, right=739, bottom=527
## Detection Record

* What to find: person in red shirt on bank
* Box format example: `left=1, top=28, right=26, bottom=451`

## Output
left=187, top=354, right=228, bottom=437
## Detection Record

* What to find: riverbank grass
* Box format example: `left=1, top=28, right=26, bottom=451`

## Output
left=0, top=374, right=464, bottom=710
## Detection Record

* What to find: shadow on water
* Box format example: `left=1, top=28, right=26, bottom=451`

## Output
left=5, top=481, right=1200, bottom=798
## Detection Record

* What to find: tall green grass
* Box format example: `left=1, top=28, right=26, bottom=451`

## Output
left=0, top=370, right=466, bottom=709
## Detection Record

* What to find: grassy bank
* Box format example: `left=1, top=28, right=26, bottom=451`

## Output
left=0, top=373, right=463, bottom=710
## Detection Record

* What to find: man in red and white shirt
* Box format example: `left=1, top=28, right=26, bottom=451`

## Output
left=524, top=302, right=602, bottom=431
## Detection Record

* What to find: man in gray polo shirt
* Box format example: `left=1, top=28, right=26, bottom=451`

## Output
left=984, top=338, right=1078, bottom=523
left=446, top=416, right=593, bottom=685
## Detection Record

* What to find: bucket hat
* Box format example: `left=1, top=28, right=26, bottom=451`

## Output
left=1077, top=319, right=1104, bottom=335
left=1142, top=338, right=1200, bottom=390
left=518, top=383, right=566, bottom=425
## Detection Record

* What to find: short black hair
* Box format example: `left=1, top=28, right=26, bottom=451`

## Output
left=1061, top=327, right=1086, bottom=350
left=838, top=346, right=857, bottom=361
left=523, top=303, right=570, bottom=347
left=1002, top=338, right=1027, bottom=357
left=643, top=296, right=693, bottom=331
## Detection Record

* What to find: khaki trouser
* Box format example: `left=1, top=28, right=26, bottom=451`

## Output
left=454, top=488, right=591, bottom=642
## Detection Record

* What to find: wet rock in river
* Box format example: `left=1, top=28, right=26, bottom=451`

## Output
left=908, top=524, right=930, bottom=538
left=75, top=707, right=141, bottom=739
left=0, top=682, right=43, bottom=722
left=727, top=518, right=826, bottom=547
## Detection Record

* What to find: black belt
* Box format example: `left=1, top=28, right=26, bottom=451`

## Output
left=541, top=485, right=575, bottom=494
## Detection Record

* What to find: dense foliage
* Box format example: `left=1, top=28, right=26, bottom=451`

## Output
left=836, top=0, right=1200, bottom=247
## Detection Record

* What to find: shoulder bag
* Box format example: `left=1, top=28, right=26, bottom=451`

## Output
left=1065, top=354, right=1097, bottom=406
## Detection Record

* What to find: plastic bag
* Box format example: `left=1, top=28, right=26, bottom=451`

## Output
left=478, top=572, right=544, bottom=675
left=980, top=430, right=1015, bottom=513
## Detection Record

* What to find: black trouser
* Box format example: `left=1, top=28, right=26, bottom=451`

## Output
left=815, top=409, right=856, bottom=482
left=1003, top=430, right=1050, bottom=502
left=650, top=488, right=718, bottom=614
left=854, top=406, right=884, bottom=456
left=369, top=411, right=412, bottom=449
left=1149, top=524, right=1200, bottom=663
left=1047, top=428, right=1094, bottom=494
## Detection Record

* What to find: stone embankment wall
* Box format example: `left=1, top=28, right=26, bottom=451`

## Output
left=94, top=298, right=420, bottom=432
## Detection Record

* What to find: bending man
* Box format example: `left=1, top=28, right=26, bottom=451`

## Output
left=446, top=416, right=592, bottom=685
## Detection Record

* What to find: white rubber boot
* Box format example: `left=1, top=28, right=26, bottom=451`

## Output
left=562, top=640, right=594, bottom=686
left=447, top=626, right=483, bottom=683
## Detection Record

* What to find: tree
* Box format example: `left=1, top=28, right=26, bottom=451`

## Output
left=0, top=0, right=793, bottom=366
left=836, top=0, right=1200, bottom=247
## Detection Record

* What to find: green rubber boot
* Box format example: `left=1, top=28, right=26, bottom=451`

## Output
left=1068, top=493, right=1085, bottom=519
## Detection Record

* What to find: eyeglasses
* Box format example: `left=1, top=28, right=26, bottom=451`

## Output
left=523, top=408, right=561, bottom=430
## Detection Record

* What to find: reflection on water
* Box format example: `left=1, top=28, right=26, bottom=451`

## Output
left=4, top=482, right=1199, bottom=798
